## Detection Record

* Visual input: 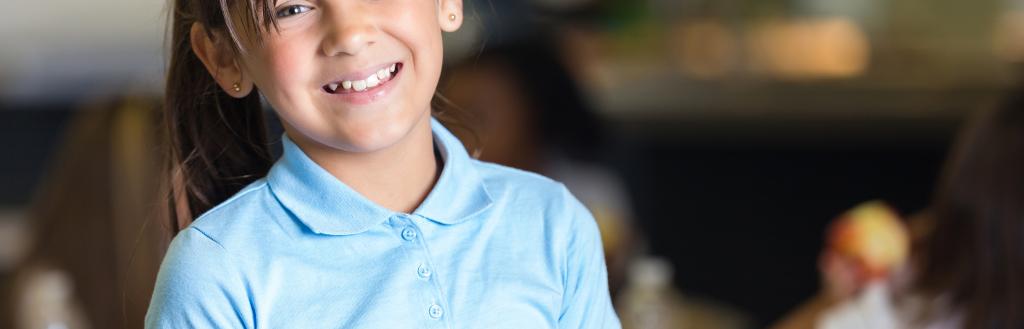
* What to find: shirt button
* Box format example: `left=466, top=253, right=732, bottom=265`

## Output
left=417, top=264, right=432, bottom=279
left=428, top=304, right=444, bottom=319
left=401, top=227, right=417, bottom=241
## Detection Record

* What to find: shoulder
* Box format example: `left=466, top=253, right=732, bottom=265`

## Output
left=474, top=160, right=560, bottom=188
left=147, top=226, right=255, bottom=328
left=185, top=179, right=282, bottom=250
left=159, top=226, right=236, bottom=278
left=156, top=179, right=276, bottom=276
left=147, top=181, right=280, bottom=327
left=472, top=159, right=595, bottom=236
left=472, top=160, right=576, bottom=206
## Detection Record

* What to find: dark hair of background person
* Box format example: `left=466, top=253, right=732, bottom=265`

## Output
left=444, top=37, right=608, bottom=162
left=911, top=91, right=1024, bottom=328
left=162, top=0, right=475, bottom=237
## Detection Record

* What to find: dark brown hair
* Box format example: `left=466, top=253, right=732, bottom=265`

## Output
left=911, top=93, right=1024, bottom=328
left=163, top=0, right=273, bottom=235
left=163, top=0, right=475, bottom=235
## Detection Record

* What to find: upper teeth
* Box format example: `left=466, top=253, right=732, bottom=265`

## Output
left=328, top=64, right=398, bottom=92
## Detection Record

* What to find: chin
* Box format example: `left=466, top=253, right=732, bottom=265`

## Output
left=324, top=121, right=416, bottom=153
left=283, top=100, right=430, bottom=154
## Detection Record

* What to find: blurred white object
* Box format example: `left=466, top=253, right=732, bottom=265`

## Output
left=620, top=257, right=678, bottom=329
left=630, top=257, right=673, bottom=292
left=617, top=256, right=753, bottom=329
left=817, top=281, right=963, bottom=329
left=14, top=267, right=90, bottom=329
left=817, top=282, right=899, bottom=329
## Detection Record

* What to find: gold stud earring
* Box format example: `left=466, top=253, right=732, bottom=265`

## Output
left=232, top=82, right=241, bottom=92
left=449, top=13, right=456, bottom=22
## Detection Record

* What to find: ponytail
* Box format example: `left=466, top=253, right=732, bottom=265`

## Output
left=162, top=0, right=273, bottom=236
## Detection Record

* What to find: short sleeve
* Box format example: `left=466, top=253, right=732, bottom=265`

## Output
left=558, top=186, right=622, bottom=329
left=145, top=228, right=253, bottom=329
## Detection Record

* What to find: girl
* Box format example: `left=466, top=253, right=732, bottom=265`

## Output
left=146, top=0, right=620, bottom=328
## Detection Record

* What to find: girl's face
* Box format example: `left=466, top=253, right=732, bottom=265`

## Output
left=237, top=0, right=462, bottom=153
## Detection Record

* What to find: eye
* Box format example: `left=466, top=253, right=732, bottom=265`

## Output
left=275, top=4, right=313, bottom=18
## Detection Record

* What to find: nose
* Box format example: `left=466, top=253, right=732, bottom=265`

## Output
left=321, top=3, right=377, bottom=57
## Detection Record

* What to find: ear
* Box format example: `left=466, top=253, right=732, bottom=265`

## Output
left=438, top=0, right=463, bottom=32
left=190, top=23, right=254, bottom=98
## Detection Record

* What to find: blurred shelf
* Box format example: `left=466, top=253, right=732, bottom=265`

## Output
left=586, top=71, right=1011, bottom=145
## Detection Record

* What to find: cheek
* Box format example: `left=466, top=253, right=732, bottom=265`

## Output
left=248, top=43, right=324, bottom=138
left=251, top=40, right=315, bottom=100
left=391, top=4, right=444, bottom=77
left=267, top=48, right=312, bottom=92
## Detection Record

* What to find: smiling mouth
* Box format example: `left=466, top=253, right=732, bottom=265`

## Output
left=323, top=63, right=403, bottom=94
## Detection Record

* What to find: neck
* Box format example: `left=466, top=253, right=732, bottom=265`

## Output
left=287, top=116, right=440, bottom=214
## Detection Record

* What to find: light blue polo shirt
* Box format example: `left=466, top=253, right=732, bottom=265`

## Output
left=145, top=117, right=621, bottom=328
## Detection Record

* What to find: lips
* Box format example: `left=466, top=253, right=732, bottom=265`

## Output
left=323, top=63, right=402, bottom=94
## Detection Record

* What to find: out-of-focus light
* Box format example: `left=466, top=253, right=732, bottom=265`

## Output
left=530, top=0, right=595, bottom=11
left=670, top=19, right=737, bottom=79
left=747, top=17, right=871, bottom=79
left=993, top=11, right=1024, bottom=63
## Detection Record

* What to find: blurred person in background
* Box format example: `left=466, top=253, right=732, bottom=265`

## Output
left=442, top=38, right=639, bottom=296
left=1, top=98, right=165, bottom=329
left=773, top=91, right=1024, bottom=329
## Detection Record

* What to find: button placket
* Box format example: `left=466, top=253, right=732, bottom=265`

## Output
left=392, top=214, right=451, bottom=327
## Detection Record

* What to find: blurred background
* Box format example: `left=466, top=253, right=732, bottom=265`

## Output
left=2, top=0, right=1023, bottom=328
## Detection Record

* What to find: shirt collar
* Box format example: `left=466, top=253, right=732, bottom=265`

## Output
left=266, top=117, right=493, bottom=235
